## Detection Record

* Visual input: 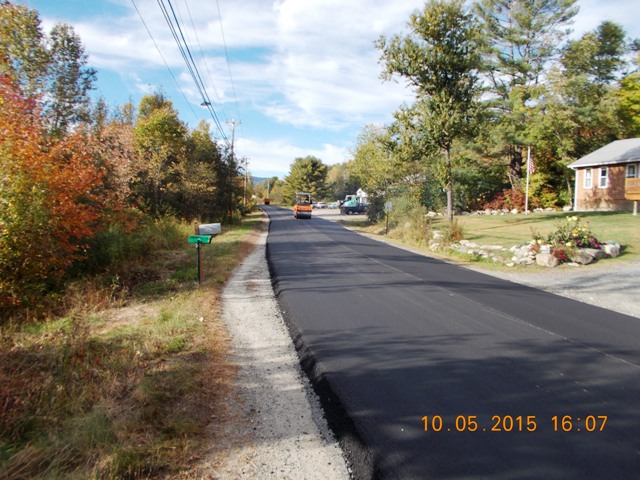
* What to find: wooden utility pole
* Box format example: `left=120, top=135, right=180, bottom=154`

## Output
left=226, top=119, right=241, bottom=216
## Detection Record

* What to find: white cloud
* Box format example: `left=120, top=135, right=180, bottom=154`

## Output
left=36, top=0, right=640, bottom=178
left=240, top=136, right=350, bottom=178
left=570, top=0, right=640, bottom=38
left=76, top=0, right=417, bottom=127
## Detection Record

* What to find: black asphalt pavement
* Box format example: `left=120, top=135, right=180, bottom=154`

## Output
left=264, top=206, right=640, bottom=480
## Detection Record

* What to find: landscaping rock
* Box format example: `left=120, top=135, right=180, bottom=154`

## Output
left=583, top=248, right=604, bottom=260
left=601, top=243, right=620, bottom=258
left=539, top=244, right=552, bottom=254
left=536, top=252, right=560, bottom=268
left=571, top=250, right=595, bottom=265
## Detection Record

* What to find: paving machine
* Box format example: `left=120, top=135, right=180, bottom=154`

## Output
left=293, top=192, right=312, bottom=219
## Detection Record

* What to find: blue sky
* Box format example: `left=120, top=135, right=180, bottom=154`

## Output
left=20, top=0, right=640, bottom=178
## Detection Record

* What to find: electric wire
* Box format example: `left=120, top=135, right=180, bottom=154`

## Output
left=183, top=0, right=229, bottom=123
left=214, top=0, right=248, bottom=160
left=129, top=0, right=198, bottom=121
left=156, top=0, right=228, bottom=141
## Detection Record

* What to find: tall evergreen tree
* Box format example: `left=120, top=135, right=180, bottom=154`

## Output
left=562, top=21, right=627, bottom=85
left=282, top=156, right=329, bottom=204
left=474, top=0, right=578, bottom=184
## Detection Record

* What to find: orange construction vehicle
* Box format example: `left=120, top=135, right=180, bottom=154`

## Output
left=293, top=192, right=312, bottom=219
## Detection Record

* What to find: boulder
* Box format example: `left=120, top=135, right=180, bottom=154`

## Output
left=536, top=252, right=560, bottom=268
left=513, top=245, right=535, bottom=262
left=582, top=248, right=604, bottom=260
left=600, top=243, right=620, bottom=258
left=571, top=250, right=594, bottom=265
left=538, top=244, right=552, bottom=254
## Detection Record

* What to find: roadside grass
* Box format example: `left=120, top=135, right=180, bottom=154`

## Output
left=0, top=212, right=264, bottom=479
left=348, top=211, right=640, bottom=266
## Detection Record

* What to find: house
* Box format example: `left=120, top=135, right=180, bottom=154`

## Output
left=356, top=188, right=368, bottom=204
left=568, top=138, right=640, bottom=212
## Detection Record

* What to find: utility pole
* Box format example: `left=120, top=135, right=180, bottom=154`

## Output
left=226, top=119, right=241, bottom=216
left=241, top=156, right=250, bottom=207
left=226, top=118, right=240, bottom=160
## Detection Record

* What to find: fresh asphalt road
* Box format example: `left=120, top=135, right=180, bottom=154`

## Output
left=263, top=206, right=640, bottom=480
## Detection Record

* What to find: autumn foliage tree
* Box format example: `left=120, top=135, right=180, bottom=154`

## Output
left=0, top=75, right=106, bottom=310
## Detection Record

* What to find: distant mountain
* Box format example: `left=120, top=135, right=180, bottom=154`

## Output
left=252, top=176, right=270, bottom=185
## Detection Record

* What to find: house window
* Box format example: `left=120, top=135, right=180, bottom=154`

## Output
left=598, top=167, right=608, bottom=188
left=584, top=169, right=593, bottom=189
left=627, top=164, right=638, bottom=178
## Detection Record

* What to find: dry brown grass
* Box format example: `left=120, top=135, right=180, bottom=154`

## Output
left=0, top=213, right=266, bottom=479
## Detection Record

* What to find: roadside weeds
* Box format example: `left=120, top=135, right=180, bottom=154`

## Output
left=0, top=215, right=264, bottom=479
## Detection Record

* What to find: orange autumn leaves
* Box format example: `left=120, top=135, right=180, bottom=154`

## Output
left=0, top=75, right=112, bottom=308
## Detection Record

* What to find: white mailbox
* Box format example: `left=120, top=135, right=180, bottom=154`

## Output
left=199, top=223, right=222, bottom=235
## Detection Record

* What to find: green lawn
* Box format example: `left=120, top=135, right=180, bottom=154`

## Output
left=437, top=211, right=640, bottom=261
left=354, top=211, right=640, bottom=264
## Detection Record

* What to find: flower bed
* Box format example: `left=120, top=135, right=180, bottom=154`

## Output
left=530, top=216, right=600, bottom=262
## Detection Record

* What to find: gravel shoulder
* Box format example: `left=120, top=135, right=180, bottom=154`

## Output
left=208, top=218, right=351, bottom=479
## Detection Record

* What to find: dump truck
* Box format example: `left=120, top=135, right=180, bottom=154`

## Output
left=339, top=194, right=368, bottom=215
left=293, top=192, right=312, bottom=219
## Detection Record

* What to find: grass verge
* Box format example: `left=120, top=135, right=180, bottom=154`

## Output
left=346, top=211, right=640, bottom=267
left=0, top=213, right=265, bottom=479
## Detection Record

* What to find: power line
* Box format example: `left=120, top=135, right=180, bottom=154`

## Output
left=183, top=0, right=229, bottom=123
left=215, top=0, right=247, bottom=157
left=156, top=0, right=228, bottom=141
left=130, top=0, right=198, bottom=120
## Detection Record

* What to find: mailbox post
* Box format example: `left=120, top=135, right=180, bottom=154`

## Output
left=188, top=223, right=222, bottom=284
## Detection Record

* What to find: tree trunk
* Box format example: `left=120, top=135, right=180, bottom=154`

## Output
left=508, top=145, right=524, bottom=187
left=566, top=175, right=574, bottom=208
left=446, top=145, right=454, bottom=222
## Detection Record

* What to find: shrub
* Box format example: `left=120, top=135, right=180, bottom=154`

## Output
left=0, top=76, right=108, bottom=313
left=442, top=219, right=465, bottom=244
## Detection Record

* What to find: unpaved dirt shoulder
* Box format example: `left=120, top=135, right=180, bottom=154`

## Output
left=208, top=222, right=351, bottom=479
